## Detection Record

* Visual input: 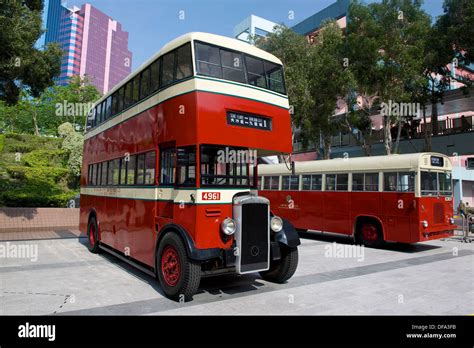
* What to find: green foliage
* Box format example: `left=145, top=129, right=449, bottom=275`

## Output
left=346, top=0, right=431, bottom=155
left=0, top=0, right=62, bottom=105
left=0, top=133, right=77, bottom=207
left=59, top=122, right=84, bottom=178
left=22, top=149, right=67, bottom=167
left=257, top=23, right=353, bottom=158
left=0, top=76, right=101, bottom=135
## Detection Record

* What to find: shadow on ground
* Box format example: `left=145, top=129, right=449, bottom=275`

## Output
left=298, top=230, right=443, bottom=253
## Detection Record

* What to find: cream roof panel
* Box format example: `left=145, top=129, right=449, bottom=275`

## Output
left=258, top=153, right=452, bottom=175
left=92, top=32, right=283, bottom=106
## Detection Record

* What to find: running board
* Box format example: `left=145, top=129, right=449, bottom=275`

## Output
left=99, top=243, right=156, bottom=278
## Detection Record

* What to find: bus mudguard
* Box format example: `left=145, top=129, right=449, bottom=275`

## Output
left=274, top=217, right=301, bottom=248
left=157, top=223, right=221, bottom=261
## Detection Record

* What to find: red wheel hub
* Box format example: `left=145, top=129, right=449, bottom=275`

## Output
left=161, top=246, right=181, bottom=287
left=89, top=224, right=95, bottom=246
left=362, top=224, right=378, bottom=242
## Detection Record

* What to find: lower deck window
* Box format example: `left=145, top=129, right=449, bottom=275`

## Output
left=200, top=145, right=250, bottom=187
left=384, top=172, right=415, bottom=192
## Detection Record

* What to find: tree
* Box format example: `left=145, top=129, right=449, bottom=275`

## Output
left=347, top=0, right=431, bottom=155
left=0, top=76, right=100, bottom=135
left=257, top=23, right=353, bottom=159
left=0, top=0, right=62, bottom=105
left=423, top=0, right=474, bottom=137
left=256, top=26, right=315, bottom=152
left=309, top=21, right=354, bottom=158
left=58, top=122, right=84, bottom=185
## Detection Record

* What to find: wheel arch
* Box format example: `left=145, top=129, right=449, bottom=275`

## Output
left=155, top=223, right=221, bottom=263
left=353, top=215, right=385, bottom=240
left=87, top=209, right=100, bottom=239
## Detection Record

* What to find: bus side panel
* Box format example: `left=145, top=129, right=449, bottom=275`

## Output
left=381, top=192, right=417, bottom=243
left=95, top=195, right=116, bottom=249
left=350, top=191, right=382, bottom=230
left=125, top=199, right=156, bottom=267
left=194, top=204, right=233, bottom=250
left=79, top=198, right=91, bottom=235
left=292, top=191, right=322, bottom=231
left=322, top=192, right=351, bottom=235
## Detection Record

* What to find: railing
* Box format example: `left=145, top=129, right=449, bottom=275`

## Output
left=293, top=115, right=474, bottom=151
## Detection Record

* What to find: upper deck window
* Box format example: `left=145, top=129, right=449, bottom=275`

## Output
left=161, top=51, right=175, bottom=88
left=175, top=43, right=193, bottom=80
left=194, top=41, right=287, bottom=95
left=195, top=42, right=222, bottom=78
left=245, top=55, right=267, bottom=89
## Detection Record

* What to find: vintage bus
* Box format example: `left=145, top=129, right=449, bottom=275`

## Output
left=258, top=153, right=456, bottom=246
left=80, top=32, right=300, bottom=301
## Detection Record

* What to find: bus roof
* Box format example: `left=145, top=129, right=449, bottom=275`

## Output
left=93, top=32, right=283, bottom=106
left=258, top=152, right=453, bottom=175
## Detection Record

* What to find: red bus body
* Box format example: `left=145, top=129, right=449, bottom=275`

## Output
left=79, top=32, right=299, bottom=300
left=258, top=153, right=456, bottom=245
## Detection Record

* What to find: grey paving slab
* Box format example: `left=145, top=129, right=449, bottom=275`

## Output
left=0, top=236, right=473, bottom=315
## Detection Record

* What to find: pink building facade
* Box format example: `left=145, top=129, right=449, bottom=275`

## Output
left=54, top=3, right=132, bottom=94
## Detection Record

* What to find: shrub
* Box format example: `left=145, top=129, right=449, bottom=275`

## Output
left=2, top=185, right=78, bottom=207
left=22, top=149, right=68, bottom=167
left=5, top=166, right=70, bottom=183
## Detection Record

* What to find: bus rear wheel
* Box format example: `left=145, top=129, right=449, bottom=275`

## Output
left=156, top=232, right=201, bottom=302
left=260, top=245, right=298, bottom=283
left=357, top=221, right=383, bottom=248
left=87, top=216, right=100, bottom=253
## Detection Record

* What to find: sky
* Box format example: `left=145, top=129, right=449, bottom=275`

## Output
left=56, top=0, right=446, bottom=70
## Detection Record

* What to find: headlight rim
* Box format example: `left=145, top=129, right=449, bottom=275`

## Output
left=271, top=215, right=283, bottom=233
left=221, top=217, right=236, bottom=236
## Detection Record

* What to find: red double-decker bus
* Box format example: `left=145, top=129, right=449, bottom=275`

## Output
left=80, top=32, right=300, bottom=301
left=258, top=153, right=456, bottom=246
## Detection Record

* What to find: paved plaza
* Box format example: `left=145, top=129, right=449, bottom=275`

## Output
left=0, top=233, right=473, bottom=315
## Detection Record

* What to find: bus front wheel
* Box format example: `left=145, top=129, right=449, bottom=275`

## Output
left=156, top=232, right=201, bottom=302
left=357, top=220, right=383, bottom=248
left=260, top=245, right=298, bottom=283
left=87, top=216, right=100, bottom=253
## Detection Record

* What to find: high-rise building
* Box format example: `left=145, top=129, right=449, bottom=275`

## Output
left=233, top=15, right=278, bottom=43
left=43, top=0, right=132, bottom=94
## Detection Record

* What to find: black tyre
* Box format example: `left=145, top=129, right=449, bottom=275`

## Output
left=87, top=216, right=100, bottom=253
left=156, top=232, right=201, bottom=302
left=260, top=245, right=298, bottom=283
left=357, top=220, right=383, bottom=248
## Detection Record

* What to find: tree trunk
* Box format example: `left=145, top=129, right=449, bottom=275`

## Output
left=394, top=116, right=402, bottom=154
left=323, top=133, right=331, bottom=159
left=431, top=98, right=439, bottom=136
left=32, top=105, right=40, bottom=136
left=383, top=116, right=392, bottom=155
left=422, top=104, right=431, bottom=151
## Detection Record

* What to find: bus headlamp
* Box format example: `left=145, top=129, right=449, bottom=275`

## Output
left=221, top=218, right=236, bottom=235
left=422, top=220, right=428, bottom=228
left=271, top=216, right=283, bottom=232
left=449, top=217, right=454, bottom=225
